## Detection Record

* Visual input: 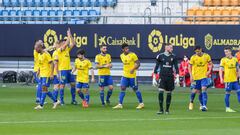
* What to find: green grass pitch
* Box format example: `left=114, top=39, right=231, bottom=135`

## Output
left=0, top=83, right=240, bottom=135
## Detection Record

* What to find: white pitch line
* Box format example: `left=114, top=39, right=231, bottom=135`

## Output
left=0, top=116, right=240, bottom=124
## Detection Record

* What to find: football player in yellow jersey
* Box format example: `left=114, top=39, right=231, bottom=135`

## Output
left=72, top=49, right=95, bottom=108
left=33, top=40, right=42, bottom=104
left=188, top=46, right=212, bottom=111
left=57, top=28, right=77, bottom=105
left=33, top=40, right=55, bottom=104
left=95, top=45, right=113, bottom=106
left=219, top=47, right=240, bottom=112
left=34, top=43, right=60, bottom=110
left=113, top=43, right=144, bottom=109
left=51, top=41, right=61, bottom=101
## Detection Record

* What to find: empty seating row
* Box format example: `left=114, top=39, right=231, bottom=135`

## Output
left=186, top=7, right=240, bottom=21
left=0, top=20, right=86, bottom=24
left=176, top=21, right=239, bottom=24
left=0, top=9, right=100, bottom=21
left=2, top=0, right=117, bottom=7
left=204, top=0, right=240, bottom=6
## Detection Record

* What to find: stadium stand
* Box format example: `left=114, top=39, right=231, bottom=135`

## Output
left=177, top=0, right=240, bottom=25
left=0, top=0, right=117, bottom=24
left=2, top=0, right=117, bottom=7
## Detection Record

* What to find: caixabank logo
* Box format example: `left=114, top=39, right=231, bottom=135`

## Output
left=148, top=29, right=195, bottom=52
left=93, top=33, right=141, bottom=48
left=43, top=29, right=88, bottom=49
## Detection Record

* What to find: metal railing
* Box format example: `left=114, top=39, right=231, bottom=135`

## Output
left=0, top=15, right=240, bottom=24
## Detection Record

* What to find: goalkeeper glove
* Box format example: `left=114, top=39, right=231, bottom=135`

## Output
left=175, top=74, right=180, bottom=86
left=152, top=74, right=158, bottom=87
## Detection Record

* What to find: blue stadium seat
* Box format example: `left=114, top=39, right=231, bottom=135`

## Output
left=9, top=10, right=18, bottom=21
left=3, top=0, right=11, bottom=7
left=18, top=0, right=26, bottom=6
left=42, top=0, right=49, bottom=7
left=64, top=10, right=72, bottom=21
left=89, top=9, right=98, bottom=21
left=73, top=0, right=81, bottom=7
left=56, top=10, right=63, bottom=21
left=49, top=10, right=57, bottom=21
left=73, top=10, right=80, bottom=19
left=2, top=10, right=9, bottom=21
left=65, top=0, right=73, bottom=7
left=0, top=10, right=2, bottom=21
left=80, top=9, right=88, bottom=20
left=98, top=0, right=106, bottom=7
left=23, top=10, right=32, bottom=21
left=82, top=0, right=90, bottom=7
left=17, top=10, right=23, bottom=21
left=33, top=10, right=41, bottom=21
left=58, top=0, right=64, bottom=6
left=89, top=0, right=98, bottom=7
left=25, top=0, right=34, bottom=7
left=34, top=0, right=42, bottom=7
left=11, top=0, right=20, bottom=7
left=49, top=0, right=59, bottom=7
left=41, top=10, right=48, bottom=21
left=106, top=0, right=114, bottom=7
left=56, top=10, right=63, bottom=16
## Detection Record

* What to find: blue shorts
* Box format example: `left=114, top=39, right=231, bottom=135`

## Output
left=33, top=72, right=40, bottom=84
left=52, top=75, right=59, bottom=85
left=206, top=78, right=213, bottom=88
left=76, top=82, right=89, bottom=89
left=120, top=77, right=138, bottom=89
left=98, top=75, right=113, bottom=87
left=40, top=77, right=50, bottom=87
left=225, top=81, right=240, bottom=91
left=194, top=78, right=209, bottom=90
left=60, top=70, right=75, bottom=84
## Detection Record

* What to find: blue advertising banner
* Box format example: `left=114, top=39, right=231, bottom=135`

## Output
left=0, top=25, right=239, bottom=60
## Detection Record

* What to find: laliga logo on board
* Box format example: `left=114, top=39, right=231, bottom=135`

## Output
left=148, top=29, right=195, bottom=52
left=43, top=29, right=88, bottom=49
left=44, top=29, right=58, bottom=50
left=148, top=29, right=163, bottom=53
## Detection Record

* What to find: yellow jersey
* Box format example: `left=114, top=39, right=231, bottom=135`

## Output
left=33, top=50, right=39, bottom=72
left=38, top=52, right=52, bottom=78
left=75, top=58, right=92, bottom=83
left=52, top=50, right=59, bottom=75
left=220, top=57, right=238, bottom=83
left=120, top=52, right=138, bottom=78
left=57, top=46, right=72, bottom=71
left=189, top=53, right=211, bottom=80
left=95, top=53, right=111, bottom=76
